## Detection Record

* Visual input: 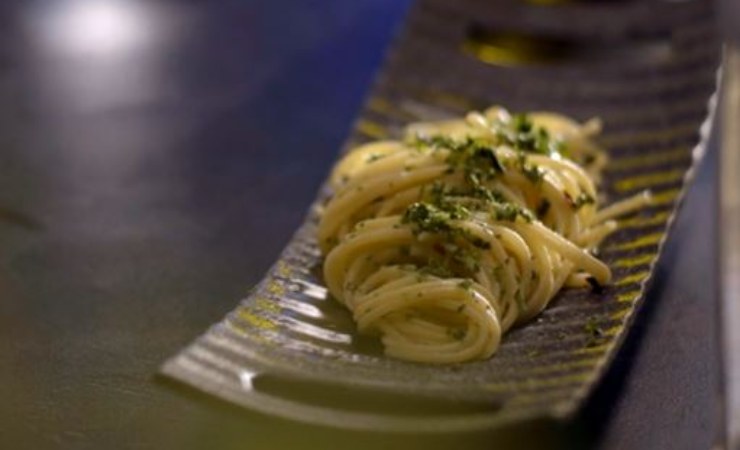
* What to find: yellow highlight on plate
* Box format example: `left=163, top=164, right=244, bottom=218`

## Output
left=236, top=308, right=278, bottom=332
left=355, top=119, right=389, bottom=139
left=613, top=253, right=656, bottom=269
left=619, top=211, right=671, bottom=230
left=614, top=169, right=685, bottom=193
left=462, top=33, right=563, bottom=67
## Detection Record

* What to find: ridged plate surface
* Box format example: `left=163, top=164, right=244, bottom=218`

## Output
left=161, top=0, right=720, bottom=432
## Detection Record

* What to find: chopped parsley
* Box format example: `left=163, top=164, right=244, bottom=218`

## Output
left=448, top=327, right=467, bottom=341
left=574, top=192, right=595, bottom=209
left=492, top=203, right=534, bottom=223
left=458, top=279, right=473, bottom=291
left=413, top=135, right=505, bottom=186
left=522, top=163, right=544, bottom=184
left=419, top=261, right=455, bottom=278
left=515, top=289, right=527, bottom=313
left=396, top=112, right=584, bottom=290
left=516, top=153, right=544, bottom=184
left=584, top=318, right=605, bottom=347
left=497, top=113, right=567, bottom=157
left=366, top=153, right=385, bottom=163
left=402, top=202, right=467, bottom=234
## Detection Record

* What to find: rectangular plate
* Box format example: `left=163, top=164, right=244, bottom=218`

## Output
left=161, top=0, right=719, bottom=433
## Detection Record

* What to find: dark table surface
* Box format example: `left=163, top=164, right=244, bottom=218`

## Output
left=0, top=1, right=721, bottom=449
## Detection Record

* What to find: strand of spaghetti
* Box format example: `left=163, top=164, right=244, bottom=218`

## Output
left=594, top=191, right=653, bottom=223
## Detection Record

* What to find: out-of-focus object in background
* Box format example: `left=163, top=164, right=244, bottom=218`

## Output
left=720, top=0, right=740, bottom=447
left=26, top=0, right=153, bottom=57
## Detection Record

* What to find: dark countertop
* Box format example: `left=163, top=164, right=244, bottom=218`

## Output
left=0, top=1, right=720, bottom=449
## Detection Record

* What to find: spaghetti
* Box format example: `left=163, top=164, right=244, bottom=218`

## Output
left=318, top=106, right=651, bottom=364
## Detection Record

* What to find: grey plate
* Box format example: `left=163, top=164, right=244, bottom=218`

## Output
left=161, top=0, right=720, bottom=432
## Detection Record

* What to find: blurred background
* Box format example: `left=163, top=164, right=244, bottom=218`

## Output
left=0, top=0, right=728, bottom=449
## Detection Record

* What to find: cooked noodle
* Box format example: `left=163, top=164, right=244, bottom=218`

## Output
left=318, top=106, right=651, bottom=364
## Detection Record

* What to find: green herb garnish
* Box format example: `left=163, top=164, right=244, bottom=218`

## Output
left=448, top=327, right=467, bottom=341
left=573, top=192, right=595, bottom=209
left=492, top=203, right=534, bottom=223
left=458, top=279, right=473, bottom=291
left=584, top=318, right=605, bottom=347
